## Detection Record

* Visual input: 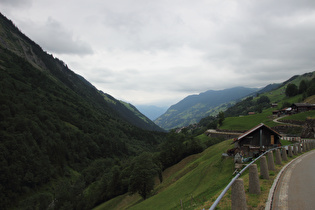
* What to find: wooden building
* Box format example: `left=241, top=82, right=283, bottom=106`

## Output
left=232, top=123, right=281, bottom=157
left=291, top=103, right=315, bottom=113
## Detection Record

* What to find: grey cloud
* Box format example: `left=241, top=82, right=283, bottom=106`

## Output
left=0, top=0, right=32, bottom=8
left=21, top=17, right=93, bottom=55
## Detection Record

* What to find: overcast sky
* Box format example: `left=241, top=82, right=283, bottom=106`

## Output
left=1, top=0, right=315, bottom=107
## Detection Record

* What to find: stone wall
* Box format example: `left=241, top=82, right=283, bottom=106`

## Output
left=301, top=118, right=315, bottom=138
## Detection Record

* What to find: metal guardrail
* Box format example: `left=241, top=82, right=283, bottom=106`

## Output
left=208, top=143, right=297, bottom=210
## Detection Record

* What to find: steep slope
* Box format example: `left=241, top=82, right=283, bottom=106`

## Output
left=154, top=87, right=258, bottom=130
left=0, top=13, right=166, bottom=209
left=0, top=12, right=162, bottom=132
left=95, top=139, right=234, bottom=210
left=100, top=92, right=164, bottom=131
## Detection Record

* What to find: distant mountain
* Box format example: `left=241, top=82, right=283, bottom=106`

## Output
left=257, top=83, right=281, bottom=94
left=154, top=87, right=258, bottom=130
left=99, top=92, right=164, bottom=131
left=135, top=105, right=168, bottom=121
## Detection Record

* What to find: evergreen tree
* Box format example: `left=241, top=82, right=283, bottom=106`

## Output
left=217, top=111, right=225, bottom=126
left=285, top=83, right=298, bottom=97
left=299, top=80, right=308, bottom=94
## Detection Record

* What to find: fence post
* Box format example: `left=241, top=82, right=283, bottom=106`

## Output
left=303, top=141, right=308, bottom=151
left=231, top=179, right=247, bottom=210
left=293, top=144, right=297, bottom=155
left=267, top=151, right=275, bottom=171
left=260, top=156, right=269, bottom=180
left=281, top=147, right=288, bottom=161
left=298, top=143, right=302, bottom=153
left=275, top=149, right=282, bottom=165
left=288, top=145, right=293, bottom=157
left=249, top=164, right=261, bottom=194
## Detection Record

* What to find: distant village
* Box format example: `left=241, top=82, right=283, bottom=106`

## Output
left=272, top=103, right=315, bottom=116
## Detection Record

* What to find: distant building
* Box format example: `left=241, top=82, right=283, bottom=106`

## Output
left=272, top=110, right=280, bottom=116
left=232, top=123, right=281, bottom=157
left=291, top=103, right=315, bottom=113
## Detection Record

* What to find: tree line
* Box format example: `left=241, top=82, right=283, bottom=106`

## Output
left=285, top=78, right=315, bottom=98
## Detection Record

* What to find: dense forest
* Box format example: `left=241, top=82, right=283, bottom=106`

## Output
left=0, top=12, right=225, bottom=209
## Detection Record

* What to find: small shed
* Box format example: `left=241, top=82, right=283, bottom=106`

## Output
left=232, top=123, right=281, bottom=157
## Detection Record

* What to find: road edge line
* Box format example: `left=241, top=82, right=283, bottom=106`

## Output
left=265, top=150, right=315, bottom=210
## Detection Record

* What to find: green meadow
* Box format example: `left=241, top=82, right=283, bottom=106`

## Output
left=95, top=139, right=235, bottom=210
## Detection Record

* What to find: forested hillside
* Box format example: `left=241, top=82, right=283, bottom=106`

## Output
left=0, top=13, right=166, bottom=209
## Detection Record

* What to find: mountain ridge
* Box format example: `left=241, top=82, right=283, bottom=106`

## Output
left=0, top=12, right=166, bottom=209
left=0, top=12, right=162, bottom=132
left=154, top=86, right=259, bottom=130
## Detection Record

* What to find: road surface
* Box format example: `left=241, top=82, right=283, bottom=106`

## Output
left=271, top=150, right=315, bottom=210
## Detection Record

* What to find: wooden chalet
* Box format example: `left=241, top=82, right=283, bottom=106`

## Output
left=291, top=103, right=315, bottom=113
left=232, top=123, right=281, bottom=157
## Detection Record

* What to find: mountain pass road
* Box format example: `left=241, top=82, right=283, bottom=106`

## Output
left=271, top=150, right=315, bottom=210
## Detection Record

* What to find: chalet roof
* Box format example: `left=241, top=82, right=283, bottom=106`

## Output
left=233, top=123, right=280, bottom=143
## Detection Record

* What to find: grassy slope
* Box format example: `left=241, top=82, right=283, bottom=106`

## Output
left=95, top=74, right=315, bottom=209
left=95, top=139, right=235, bottom=210
left=205, top=140, right=304, bottom=209
left=282, top=110, right=315, bottom=121
left=219, top=108, right=278, bottom=131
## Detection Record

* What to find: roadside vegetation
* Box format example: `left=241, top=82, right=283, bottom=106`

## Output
left=202, top=140, right=308, bottom=209
left=95, top=139, right=235, bottom=210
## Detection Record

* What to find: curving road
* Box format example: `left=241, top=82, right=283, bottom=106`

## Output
left=271, top=150, right=315, bottom=210
left=273, top=116, right=302, bottom=127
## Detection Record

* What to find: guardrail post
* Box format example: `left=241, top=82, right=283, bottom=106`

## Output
left=303, top=141, right=308, bottom=151
left=249, top=164, right=261, bottom=194
left=267, top=151, right=275, bottom=171
left=293, top=144, right=297, bottom=155
left=275, top=149, right=282, bottom=165
left=260, top=156, right=269, bottom=180
left=288, top=145, right=293, bottom=157
left=231, top=179, right=247, bottom=210
left=297, top=143, right=302, bottom=153
left=281, top=147, right=288, bottom=161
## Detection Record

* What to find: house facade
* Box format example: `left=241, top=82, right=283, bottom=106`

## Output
left=233, top=123, right=281, bottom=157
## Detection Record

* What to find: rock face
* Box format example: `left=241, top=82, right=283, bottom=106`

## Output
left=301, top=118, right=315, bottom=138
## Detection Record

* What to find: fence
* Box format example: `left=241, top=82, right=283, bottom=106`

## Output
left=207, top=139, right=315, bottom=210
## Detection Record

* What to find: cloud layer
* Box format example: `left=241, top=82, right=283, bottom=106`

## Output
left=1, top=0, right=315, bottom=106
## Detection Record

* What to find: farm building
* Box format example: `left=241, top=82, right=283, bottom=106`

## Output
left=291, top=103, right=315, bottom=113
left=232, top=123, right=281, bottom=157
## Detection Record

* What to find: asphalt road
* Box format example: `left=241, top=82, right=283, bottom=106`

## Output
left=272, top=150, right=315, bottom=210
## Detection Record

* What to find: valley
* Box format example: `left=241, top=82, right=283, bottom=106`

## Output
left=1, top=10, right=315, bottom=210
